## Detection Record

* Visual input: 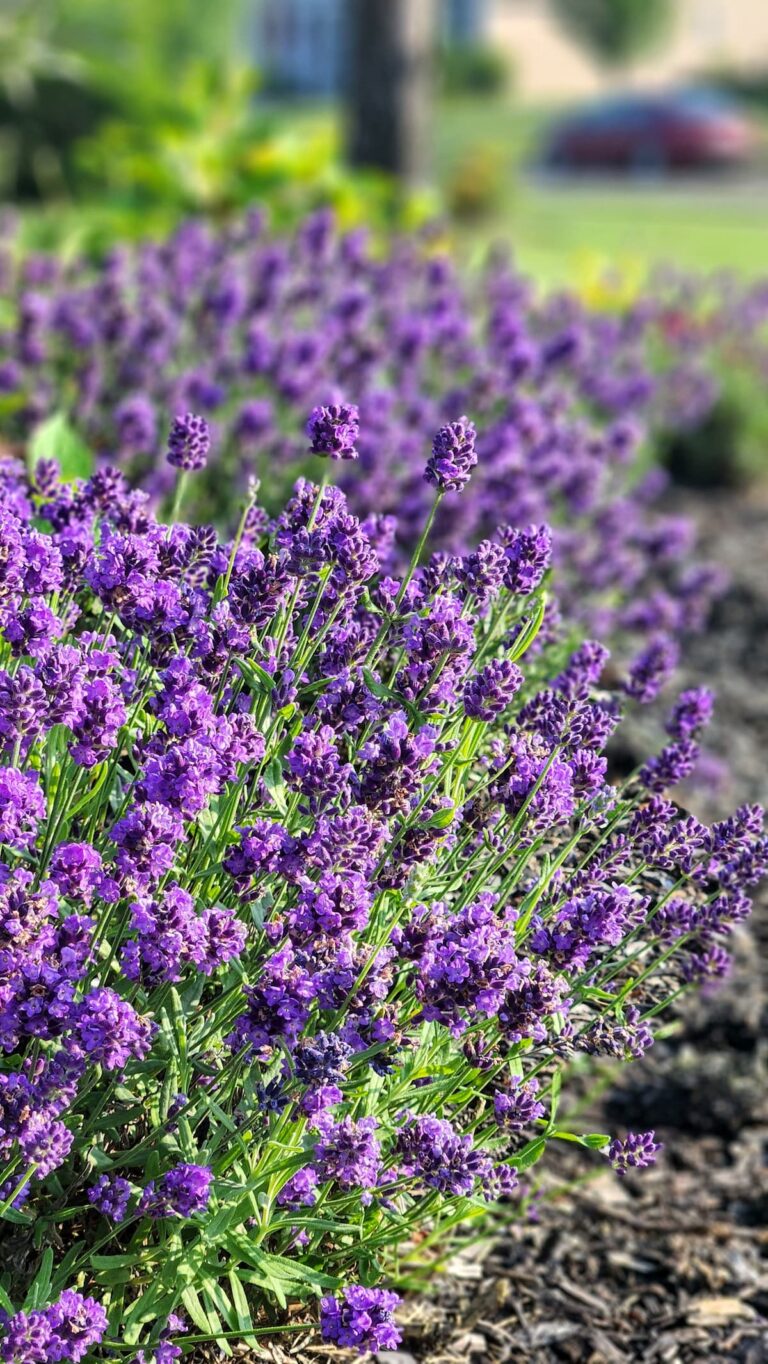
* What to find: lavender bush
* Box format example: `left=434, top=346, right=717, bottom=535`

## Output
left=0, top=411, right=763, bottom=1359
left=6, top=208, right=767, bottom=671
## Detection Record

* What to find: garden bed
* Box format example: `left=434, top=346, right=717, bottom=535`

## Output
left=250, top=487, right=768, bottom=1364
left=401, top=487, right=768, bottom=1364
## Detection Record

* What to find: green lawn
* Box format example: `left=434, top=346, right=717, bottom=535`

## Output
left=15, top=95, right=768, bottom=286
left=434, top=98, right=768, bottom=285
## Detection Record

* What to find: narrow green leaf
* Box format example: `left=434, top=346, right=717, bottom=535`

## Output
left=513, top=1136, right=548, bottom=1172
left=181, top=1285, right=212, bottom=1334
left=508, top=594, right=547, bottom=663
left=23, top=1248, right=53, bottom=1311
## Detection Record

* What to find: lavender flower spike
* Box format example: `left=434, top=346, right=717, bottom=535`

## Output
left=424, top=417, right=478, bottom=493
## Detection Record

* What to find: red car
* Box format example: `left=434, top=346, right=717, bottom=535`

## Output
left=544, top=89, right=756, bottom=173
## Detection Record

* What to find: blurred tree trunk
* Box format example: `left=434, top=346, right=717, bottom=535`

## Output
left=345, top=0, right=437, bottom=186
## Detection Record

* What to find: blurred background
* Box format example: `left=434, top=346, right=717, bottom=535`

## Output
left=3, top=0, right=768, bottom=284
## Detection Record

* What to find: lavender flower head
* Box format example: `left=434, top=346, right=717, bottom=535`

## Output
left=666, top=687, right=714, bottom=740
left=609, top=1130, right=662, bottom=1176
left=88, top=1173, right=132, bottom=1221
left=424, top=417, right=478, bottom=493
left=464, top=658, right=523, bottom=721
left=307, top=403, right=359, bottom=460
left=139, top=1162, right=212, bottom=1218
left=166, top=412, right=210, bottom=471
left=320, top=1286, right=402, bottom=1354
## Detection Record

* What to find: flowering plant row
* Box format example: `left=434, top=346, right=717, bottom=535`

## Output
left=0, top=408, right=763, bottom=1360
left=4, top=209, right=760, bottom=668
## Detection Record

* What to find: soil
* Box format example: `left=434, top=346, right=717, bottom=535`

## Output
left=196, top=490, right=768, bottom=1364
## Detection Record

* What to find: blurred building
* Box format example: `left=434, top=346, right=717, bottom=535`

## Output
left=250, top=0, right=768, bottom=99
left=485, top=0, right=768, bottom=100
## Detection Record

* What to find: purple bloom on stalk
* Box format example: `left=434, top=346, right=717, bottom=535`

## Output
left=640, top=738, right=699, bottom=793
left=276, top=1166, right=318, bottom=1208
left=290, top=872, right=372, bottom=939
left=624, top=635, right=680, bottom=704
left=0, top=1290, right=108, bottom=1364
left=394, top=1112, right=491, bottom=1196
left=0, top=768, right=45, bottom=851
left=18, top=1113, right=73, bottom=1178
left=666, top=687, right=714, bottom=740
left=584, top=1006, right=653, bottom=1060
left=49, top=843, right=103, bottom=905
left=0, top=1308, right=53, bottom=1361
left=286, top=725, right=351, bottom=812
left=307, top=402, right=360, bottom=460
left=44, top=1291, right=109, bottom=1361
left=88, top=1173, right=132, bottom=1221
left=498, top=523, right=552, bottom=595
left=166, top=412, right=210, bottom=470
left=608, top=1130, right=662, bottom=1177
left=0, top=666, right=46, bottom=752
left=320, top=1285, right=402, bottom=1354
left=110, top=802, right=184, bottom=886
left=312, top=1115, right=382, bottom=1194
left=139, top=1162, right=212, bottom=1218
left=493, top=1078, right=545, bottom=1131
left=424, top=416, right=477, bottom=493
left=74, top=988, right=153, bottom=1070
left=463, top=658, right=523, bottom=721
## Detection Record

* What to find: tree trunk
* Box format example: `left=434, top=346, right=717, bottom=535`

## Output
left=345, top=0, right=437, bottom=186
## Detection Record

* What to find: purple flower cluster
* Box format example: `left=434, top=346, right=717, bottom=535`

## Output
left=307, top=402, right=360, bottom=460
left=0, top=209, right=737, bottom=674
left=608, top=1130, right=663, bottom=1176
left=166, top=412, right=211, bottom=471
left=139, top=1163, right=213, bottom=1218
left=320, top=1285, right=402, bottom=1354
left=0, top=387, right=760, bottom=1353
left=0, top=1291, right=107, bottom=1363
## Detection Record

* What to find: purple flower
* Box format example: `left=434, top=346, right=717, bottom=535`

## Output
left=493, top=1078, right=545, bottom=1131
left=88, top=1173, right=132, bottom=1221
left=166, top=411, right=210, bottom=471
left=394, top=1112, right=491, bottom=1196
left=286, top=725, right=351, bottom=812
left=498, top=524, right=552, bottom=595
left=584, top=1007, right=653, bottom=1060
left=624, top=635, right=680, bottom=704
left=0, top=768, right=45, bottom=851
left=312, top=1115, right=381, bottom=1193
left=320, top=1285, right=402, bottom=1354
left=110, top=802, right=184, bottom=886
left=69, top=676, right=126, bottom=768
left=75, top=988, right=153, bottom=1070
left=139, top=1162, right=212, bottom=1218
left=640, top=738, right=699, bottom=792
left=307, top=403, right=360, bottom=460
left=424, top=417, right=477, bottom=493
left=289, top=872, right=372, bottom=939
left=608, top=1130, right=662, bottom=1177
left=463, top=659, right=523, bottom=721
left=666, top=687, right=714, bottom=740
left=18, top=1114, right=73, bottom=1178
left=276, top=1166, right=318, bottom=1208
left=43, top=1290, right=108, bottom=1362
left=49, top=843, right=103, bottom=905
left=0, top=1291, right=108, bottom=1364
